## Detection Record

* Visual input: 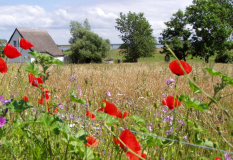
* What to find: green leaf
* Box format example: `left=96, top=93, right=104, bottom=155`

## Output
left=70, top=89, right=86, bottom=105
left=36, top=113, right=62, bottom=132
left=203, top=139, right=213, bottom=147
left=193, top=132, right=203, bottom=145
left=204, top=67, right=225, bottom=77
left=145, top=135, right=163, bottom=147
left=188, top=81, right=203, bottom=94
left=130, top=115, right=146, bottom=125
left=4, top=100, right=34, bottom=113
left=179, top=94, right=208, bottom=112
left=96, top=113, right=118, bottom=125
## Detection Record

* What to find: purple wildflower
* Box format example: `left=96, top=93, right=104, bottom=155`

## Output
left=165, top=78, right=175, bottom=85
left=224, top=153, right=233, bottom=160
left=77, top=87, right=82, bottom=96
left=1, top=99, right=11, bottom=106
left=165, top=127, right=173, bottom=136
left=58, top=103, right=63, bottom=109
left=177, top=119, right=183, bottom=125
left=105, top=91, right=111, bottom=97
left=0, top=117, right=6, bottom=127
left=183, top=135, right=188, bottom=140
left=148, top=124, right=154, bottom=131
left=162, top=94, right=167, bottom=98
left=70, top=114, right=74, bottom=119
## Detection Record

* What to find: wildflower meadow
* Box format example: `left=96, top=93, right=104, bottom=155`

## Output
left=0, top=40, right=233, bottom=160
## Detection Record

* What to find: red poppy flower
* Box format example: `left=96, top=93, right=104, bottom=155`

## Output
left=48, top=105, right=58, bottom=115
left=0, top=58, right=7, bottom=73
left=169, top=60, right=192, bottom=76
left=118, top=129, right=145, bottom=160
left=28, top=73, right=43, bottom=87
left=215, top=157, right=221, bottom=160
left=86, top=135, right=99, bottom=147
left=117, top=110, right=129, bottom=119
left=20, top=38, right=34, bottom=50
left=162, top=96, right=181, bottom=110
left=98, top=100, right=117, bottom=117
left=86, top=110, right=96, bottom=120
left=22, top=96, right=29, bottom=101
left=38, top=89, right=50, bottom=104
left=3, top=43, right=22, bottom=59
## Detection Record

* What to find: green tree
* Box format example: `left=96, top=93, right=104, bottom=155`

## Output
left=115, top=12, right=156, bottom=62
left=69, top=18, right=91, bottom=44
left=186, top=0, right=233, bottom=63
left=0, top=39, right=7, bottom=57
left=159, top=10, right=192, bottom=61
left=70, top=21, right=110, bottom=63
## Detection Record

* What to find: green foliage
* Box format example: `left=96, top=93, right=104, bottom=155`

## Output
left=185, top=0, right=233, bottom=63
left=70, top=89, right=86, bottom=105
left=215, top=51, right=233, bottom=63
left=69, top=20, right=110, bottom=63
left=96, top=113, right=118, bottom=125
left=159, top=10, right=192, bottom=61
left=4, top=100, right=34, bottom=113
left=115, top=12, right=156, bottom=62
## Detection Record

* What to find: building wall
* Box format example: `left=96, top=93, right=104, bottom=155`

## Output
left=7, top=30, right=64, bottom=63
left=7, top=30, right=34, bottom=63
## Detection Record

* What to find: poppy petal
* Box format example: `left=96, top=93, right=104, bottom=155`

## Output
left=3, top=43, right=22, bottom=59
left=117, top=110, right=129, bottom=118
left=0, top=58, right=7, bottom=73
left=98, top=100, right=117, bottom=117
left=20, top=38, right=34, bottom=50
left=169, top=60, right=192, bottom=76
left=86, top=135, right=99, bottom=147
left=86, top=110, right=96, bottom=120
left=162, top=96, right=180, bottom=110
left=22, top=96, right=29, bottom=101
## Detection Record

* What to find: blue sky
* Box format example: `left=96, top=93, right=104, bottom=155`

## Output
left=0, top=0, right=193, bottom=44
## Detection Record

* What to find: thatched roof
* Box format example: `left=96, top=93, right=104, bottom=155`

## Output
left=9, top=28, right=64, bottom=57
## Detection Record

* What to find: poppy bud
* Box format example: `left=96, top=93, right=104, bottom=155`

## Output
left=213, top=142, right=218, bottom=148
left=111, top=126, right=115, bottom=132
left=72, top=105, right=76, bottom=110
left=54, top=88, right=58, bottom=92
left=93, top=90, right=96, bottom=94
left=18, top=69, right=21, bottom=73
left=147, top=92, right=151, bottom=97
left=102, top=102, right=106, bottom=109
left=203, top=138, right=206, bottom=142
left=24, top=56, right=27, bottom=59
left=85, top=78, right=89, bottom=84
left=28, top=56, right=31, bottom=59
left=217, top=126, right=221, bottom=132
left=218, top=131, right=222, bottom=136
left=154, top=103, right=158, bottom=109
left=179, top=150, right=183, bottom=156
left=12, top=67, right=15, bottom=71
left=125, top=104, right=128, bottom=108
left=193, top=76, right=197, bottom=82
left=149, top=111, right=151, bottom=115
left=56, top=142, right=59, bottom=148
left=64, top=95, right=66, bottom=98
left=89, top=101, right=93, bottom=106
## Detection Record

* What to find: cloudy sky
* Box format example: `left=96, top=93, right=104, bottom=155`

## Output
left=0, top=0, right=193, bottom=45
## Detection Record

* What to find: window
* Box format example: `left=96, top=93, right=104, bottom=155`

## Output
left=13, top=40, right=17, bottom=47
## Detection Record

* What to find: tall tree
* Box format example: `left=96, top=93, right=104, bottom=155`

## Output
left=159, top=10, right=192, bottom=61
left=69, top=18, right=91, bottom=44
left=115, top=12, right=156, bottom=62
left=186, top=0, right=233, bottom=63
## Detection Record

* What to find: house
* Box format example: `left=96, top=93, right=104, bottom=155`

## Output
left=8, top=28, right=64, bottom=62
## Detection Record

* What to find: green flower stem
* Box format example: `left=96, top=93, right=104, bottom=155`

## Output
left=104, top=124, right=145, bottom=160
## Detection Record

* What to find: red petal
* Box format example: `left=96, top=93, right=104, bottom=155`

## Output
left=0, top=58, right=7, bottom=73
left=86, top=135, right=99, bottom=147
left=113, top=137, right=120, bottom=145
left=117, top=110, right=129, bottom=118
left=119, top=129, right=142, bottom=159
left=162, top=96, right=180, bottom=110
left=4, top=43, right=22, bottom=59
left=22, top=96, right=29, bottom=101
left=169, top=60, right=192, bottom=76
left=100, top=100, right=117, bottom=117
left=20, top=38, right=34, bottom=50
left=86, top=110, right=96, bottom=120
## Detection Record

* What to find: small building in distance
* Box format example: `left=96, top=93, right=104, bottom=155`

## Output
left=7, top=28, right=64, bottom=62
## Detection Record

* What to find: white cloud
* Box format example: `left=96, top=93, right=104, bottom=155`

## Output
left=0, top=0, right=194, bottom=44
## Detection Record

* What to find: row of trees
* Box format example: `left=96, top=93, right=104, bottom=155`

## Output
left=70, top=0, right=233, bottom=63
left=159, top=0, right=233, bottom=63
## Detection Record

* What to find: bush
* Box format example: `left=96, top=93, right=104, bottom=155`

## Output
left=71, top=30, right=110, bottom=63
left=215, top=51, right=233, bottom=63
